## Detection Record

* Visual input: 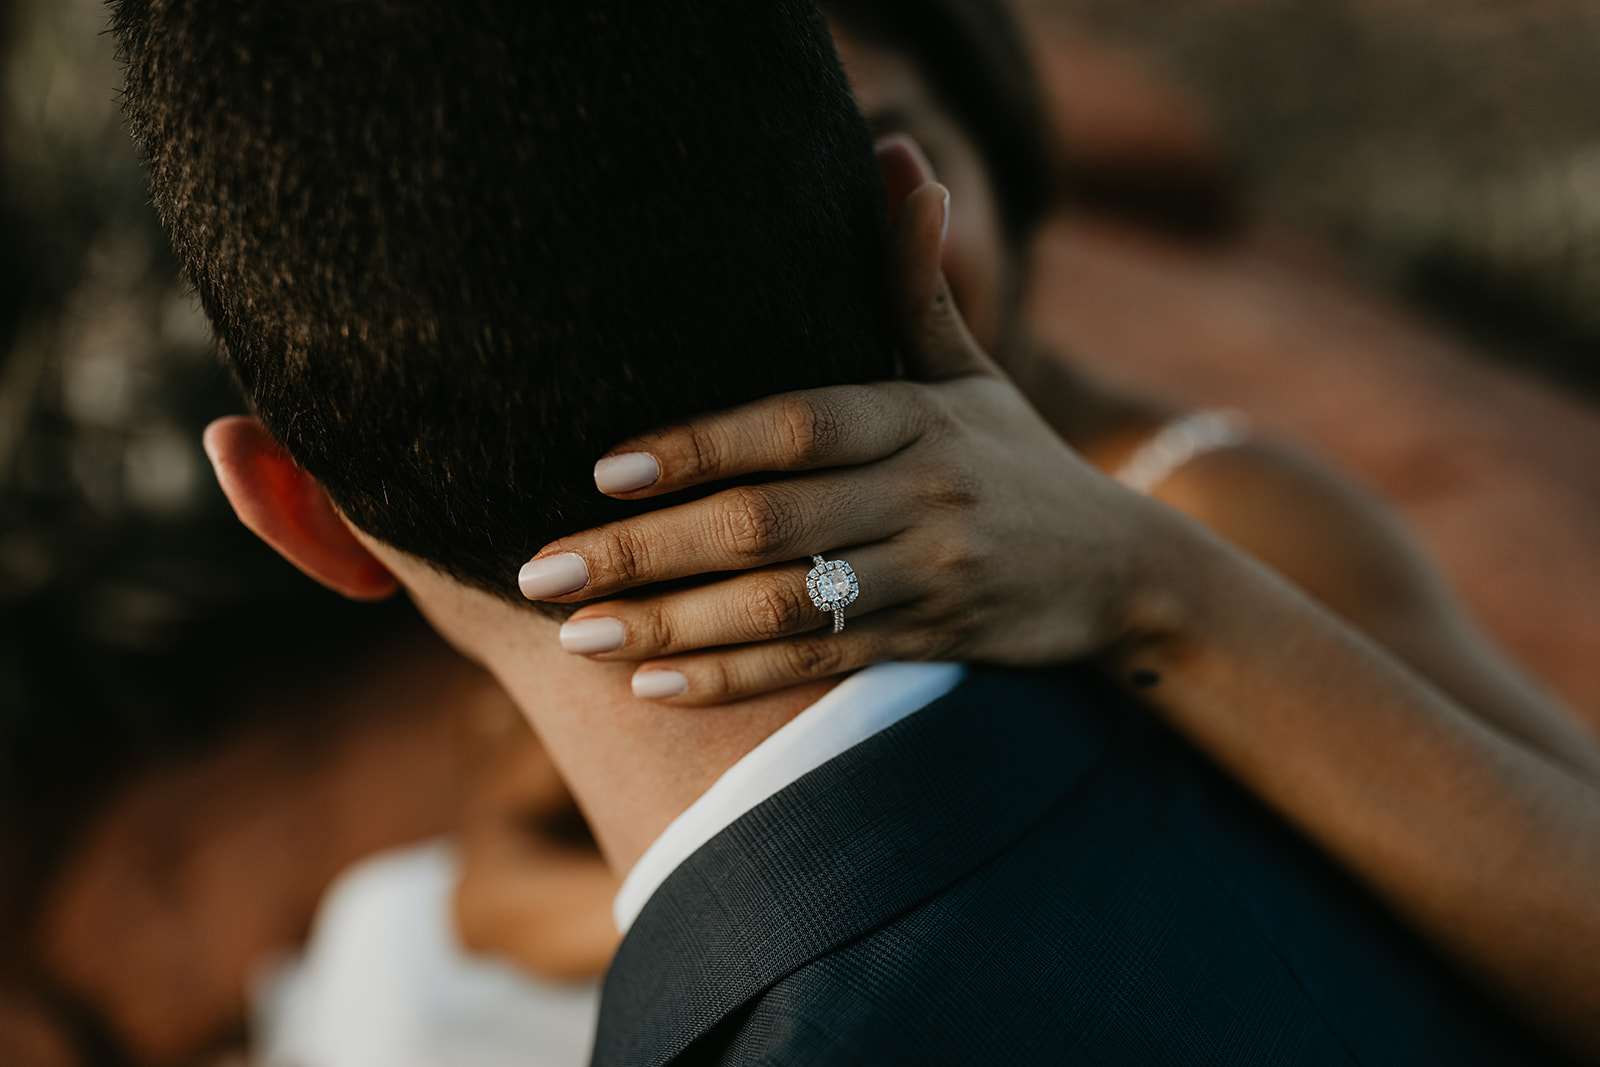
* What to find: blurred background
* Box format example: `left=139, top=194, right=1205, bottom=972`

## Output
left=2, top=0, right=1597, bottom=1063
left=1024, top=0, right=1600, bottom=397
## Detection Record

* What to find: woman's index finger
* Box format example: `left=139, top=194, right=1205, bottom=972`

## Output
left=593, top=381, right=929, bottom=499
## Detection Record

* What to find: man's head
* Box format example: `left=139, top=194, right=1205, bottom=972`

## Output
left=113, top=0, right=893, bottom=604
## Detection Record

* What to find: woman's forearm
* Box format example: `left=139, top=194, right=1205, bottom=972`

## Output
left=1112, top=515, right=1600, bottom=1058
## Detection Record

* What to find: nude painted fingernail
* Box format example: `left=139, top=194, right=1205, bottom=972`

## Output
left=938, top=187, right=950, bottom=242
left=632, top=669, right=688, bottom=699
left=560, top=617, right=626, bottom=654
left=594, top=452, right=660, bottom=494
left=518, top=553, right=589, bottom=600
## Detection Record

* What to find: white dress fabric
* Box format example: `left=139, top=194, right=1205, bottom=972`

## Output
left=1114, top=409, right=1250, bottom=493
left=253, top=840, right=601, bottom=1067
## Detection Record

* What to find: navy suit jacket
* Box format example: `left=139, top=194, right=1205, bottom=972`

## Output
left=593, top=668, right=1556, bottom=1066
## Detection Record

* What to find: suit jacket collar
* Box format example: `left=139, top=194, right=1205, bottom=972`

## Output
left=592, top=668, right=1110, bottom=1067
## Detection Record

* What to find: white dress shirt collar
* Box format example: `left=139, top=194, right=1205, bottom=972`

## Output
left=612, top=661, right=965, bottom=933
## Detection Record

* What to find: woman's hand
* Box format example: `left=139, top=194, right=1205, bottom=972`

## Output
left=517, top=174, right=1181, bottom=704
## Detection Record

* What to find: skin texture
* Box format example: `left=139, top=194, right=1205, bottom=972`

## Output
left=505, top=40, right=1600, bottom=1060
left=201, top=29, right=1600, bottom=1058
left=521, top=174, right=1600, bottom=1058
left=206, top=161, right=1600, bottom=1055
left=541, top=37, right=1591, bottom=774
left=451, top=694, right=622, bottom=978
left=1111, top=522, right=1600, bottom=1061
left=202, top=415, right=835, bottom=879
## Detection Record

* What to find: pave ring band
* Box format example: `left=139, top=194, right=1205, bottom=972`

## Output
left=806, top=554, right=860, bottom=634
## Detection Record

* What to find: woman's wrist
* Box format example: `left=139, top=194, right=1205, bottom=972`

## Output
left=1093, top=500, right=1231, bottom=688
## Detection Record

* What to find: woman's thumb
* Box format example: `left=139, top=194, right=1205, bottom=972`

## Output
left=886, top=181, right=998, bottom=382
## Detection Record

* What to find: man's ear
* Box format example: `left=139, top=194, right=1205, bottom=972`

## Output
left=874, top=133, right=937, bottom=226
left=202, top=416, right=399, bottom=600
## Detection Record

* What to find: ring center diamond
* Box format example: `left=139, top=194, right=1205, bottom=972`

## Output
left=806, top=557, right=859, bottom=611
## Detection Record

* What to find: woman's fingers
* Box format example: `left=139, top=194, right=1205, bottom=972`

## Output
left=559, top=541, right=919, bottom=660
left=530, top=172, right=1018, bottom=701
left=520, top=468, right=914, bottom=602
left=623, top=608, right=936, bottom=706
left=592, top=381, right=931, bottom=499
left=589, top=175, right=987, bottom=504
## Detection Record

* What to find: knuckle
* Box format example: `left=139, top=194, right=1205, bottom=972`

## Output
left=932, top=537, right=984, bottom=579
left=680, top=422, right=723, bottom=479
left=603, top=526, right=652, bottom=585
left=941, top=606, right=988, bottom=659
left=746, top=579, right=808, bottom=639
left=918, top=461, right=982, bottom=512
left=888, top=383, right=933, bottom=437
left=908, top=626, right=950, bottom=661
left=902, top=594, right=949, bottom=628
left=781, top=637, right=846, bottom=680
left=631, top=603, right=674, bottom=654
left=721, top=486, right=792, bottom=561
left=697, top=657, right=738, bottom=701
left=896, top=600, right=967, bottom=660
left=776, top=394, right=841, bottom=467
left=915, top=393, right=959, bottom=446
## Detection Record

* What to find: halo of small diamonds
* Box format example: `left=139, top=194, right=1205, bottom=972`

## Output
left=805, top=556, right=859, bottom=614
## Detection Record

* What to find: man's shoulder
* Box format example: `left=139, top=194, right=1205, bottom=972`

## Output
left=597, top=667, right=1552, bottom=1067
left=595, top=667, right=1111, bottom=1064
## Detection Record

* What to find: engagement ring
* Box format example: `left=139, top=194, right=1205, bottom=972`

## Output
left=806, top=555, right=859, bottom=633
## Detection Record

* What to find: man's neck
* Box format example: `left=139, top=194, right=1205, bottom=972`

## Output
left=399, top=572, right=834, bottom=875
left=357, top=534, right=843, bottom=875
left=487, top=640, right=837, bottom=874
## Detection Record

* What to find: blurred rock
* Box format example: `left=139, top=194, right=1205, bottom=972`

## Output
left=1023, top=0, right=1600, bottom=395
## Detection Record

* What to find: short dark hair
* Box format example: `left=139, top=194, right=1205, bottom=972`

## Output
left=112, top=0, right=893, bottom=602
